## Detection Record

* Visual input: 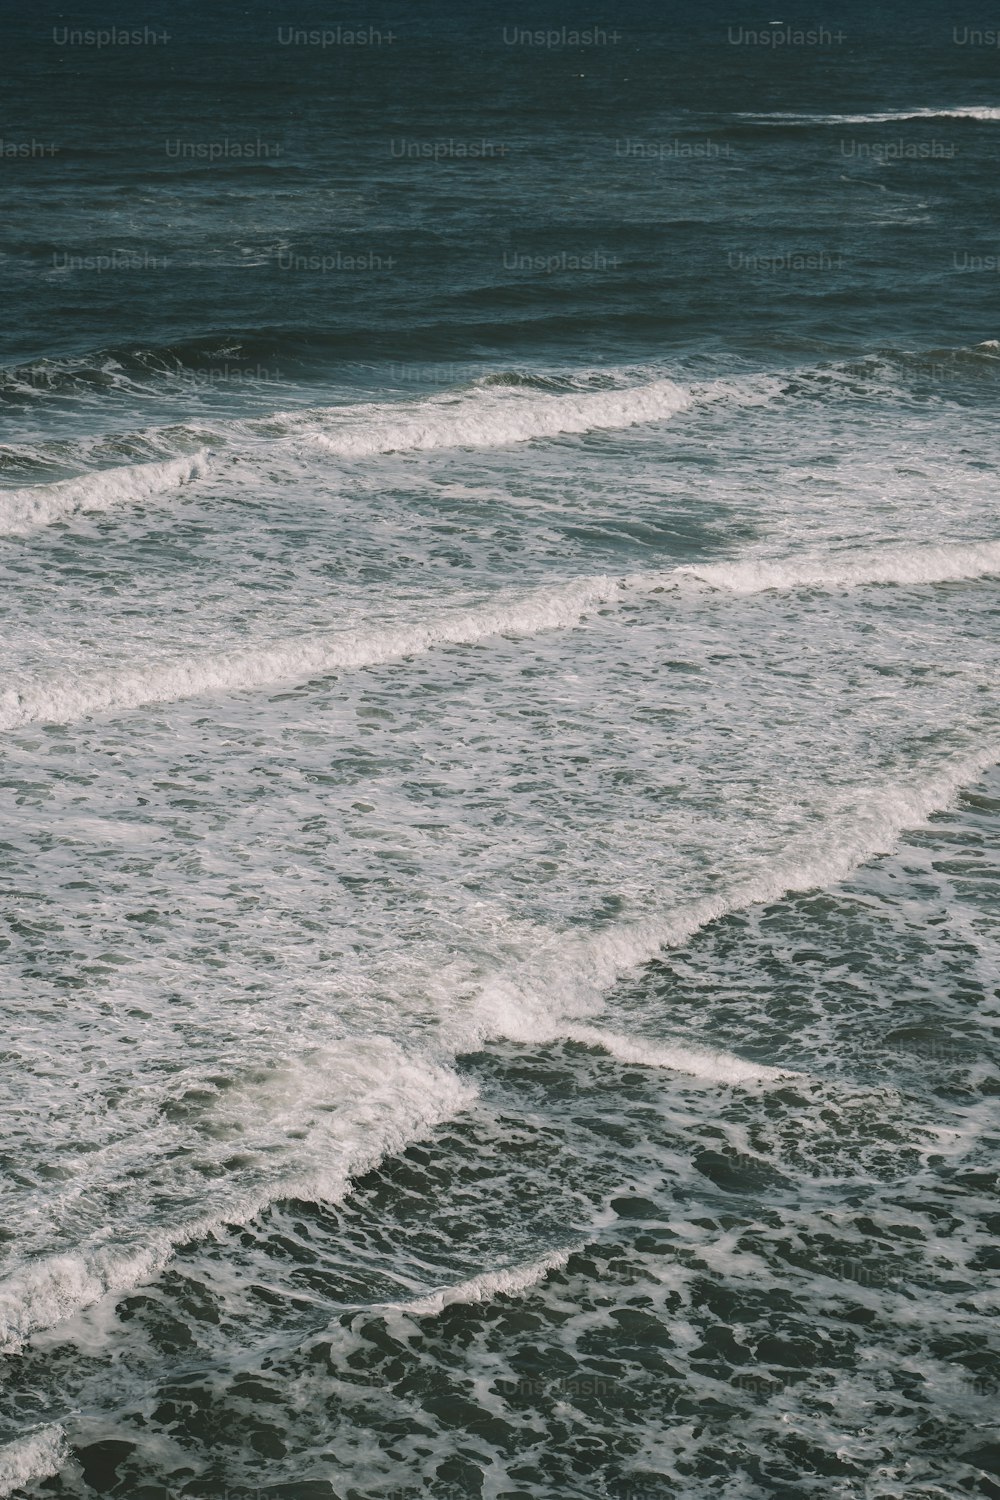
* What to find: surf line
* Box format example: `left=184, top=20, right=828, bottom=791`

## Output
left=3, top=542, right=1000, bottom=730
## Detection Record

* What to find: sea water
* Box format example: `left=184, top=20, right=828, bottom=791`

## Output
left=1, top=3, right=998, bottom=1496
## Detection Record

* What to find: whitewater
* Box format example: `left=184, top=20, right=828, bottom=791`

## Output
left=2, top=341, right=998, bottom=1500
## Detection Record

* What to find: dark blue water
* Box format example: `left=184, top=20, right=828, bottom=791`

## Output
left=4, top=1, right=1000, bottom=376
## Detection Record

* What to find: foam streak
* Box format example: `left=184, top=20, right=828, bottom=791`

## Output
left=3, top=541, right=997, bottom=731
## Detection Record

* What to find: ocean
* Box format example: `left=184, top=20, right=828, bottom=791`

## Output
left=1, top=3, right=998, bottom=1496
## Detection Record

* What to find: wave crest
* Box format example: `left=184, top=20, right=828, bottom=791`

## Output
left=0, top=1042, right=473, bottom=1353
left=0, top=452, right=210, bottom=535
left=739, top=106, right=1000, bottom=124
left=3, top=542, right=998, bottom=729
left=677, top=540, right=1000, bottom=593
left=394, top=1249, right=574, bottom=1318
left=297, top=378, right=692, bottom=457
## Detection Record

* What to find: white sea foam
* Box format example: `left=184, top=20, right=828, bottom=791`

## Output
left=468, top=742, right=1000, bottom=1059
left=0, top=372, right=772, bottom=537
left=392, top=1248, right=574, bottom=1318
left=543, top=1025, right=800, bottom=1085
left=741, top=106, right=1000, bottom=124
left=0, top=1246, right=165, bottom=1359
left=0, top=452, right=210, bottom=535
left=0, top=575, right=629, bottom=731
left=676, top=539, right=1000, bottom=593
left=297, top=378, right=692, bottom=456
left=0, top=1426, right=67, bottom=1498
left=0, top=1043, right=474, bottom=1353
left=3, top=541, right=997, bottom=730
left=1, top=749, right=995, bottom=1353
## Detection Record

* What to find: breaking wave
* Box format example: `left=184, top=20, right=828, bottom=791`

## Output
left=0, top=453, right=210, bottom=535
left=295, top=377, right=693, bottom=456
left=676, top=539, right=1000, bottom=593
left=0, top=1427, right=67, bottom=1499
left=3, top=540, right=998, bottom=729
left=738, top=106, right=1000, bottom=124
left=393, top=1249, right=576, bottom=1318
left=466, top=742, right=1000, bottom=1055
left=0, top=1044, right=474, bottom=1354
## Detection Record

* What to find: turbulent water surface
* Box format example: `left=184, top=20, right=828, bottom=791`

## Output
left=2, top=3, right=999, bottom=1497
